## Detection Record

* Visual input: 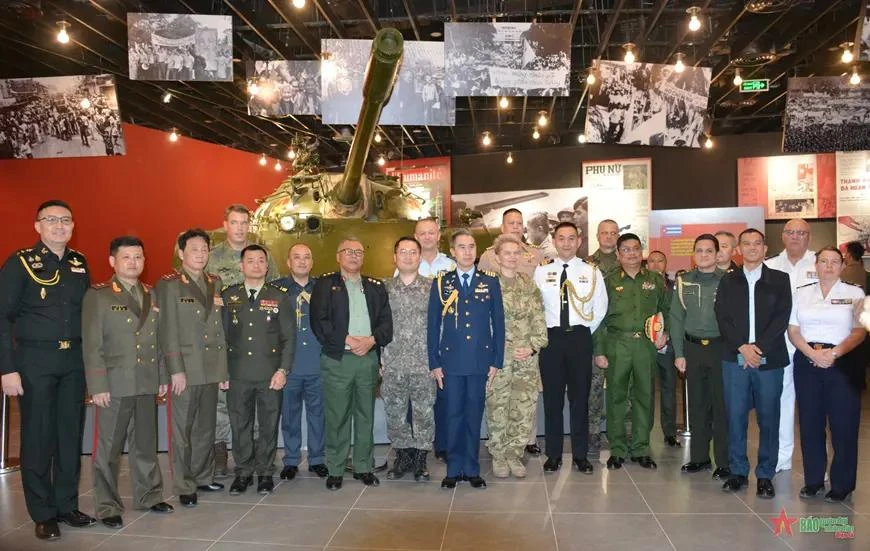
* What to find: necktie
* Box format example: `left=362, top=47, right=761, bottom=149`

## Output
left=249, top=288, right=257, bottom=305
left=560, top=263, right=570, bottom=329
left=131, top=285, right=142, bottom=310
left=462, top=273, right=470, bottom=292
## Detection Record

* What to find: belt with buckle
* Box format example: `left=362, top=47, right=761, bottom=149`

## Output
left=549, top=324, right=587, bottom=333
left=685, top=334, right=722, bottom=346
left=17, top=338, right=82, bottom=350
left=808, top=342, right=834, bottom=350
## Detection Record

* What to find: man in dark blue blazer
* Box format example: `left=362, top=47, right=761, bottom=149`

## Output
left=428, top=229, right=505, bottom=489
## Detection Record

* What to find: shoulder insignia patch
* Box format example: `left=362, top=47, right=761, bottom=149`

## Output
left=161, top=272, right=180, bottom=281
left=842, top=280, right=862, bottom=288
left=481, top=269, right=498, bottom=278
left=540, top=258, right=555, bottom=266
left=365, top=276, right=382, bottom=285
left=268, top=282, right=289, bottom=292
left=91, top=281, right=110, bottom=289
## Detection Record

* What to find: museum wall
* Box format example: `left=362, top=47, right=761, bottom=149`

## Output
left=0, top=123, right=285, bottom=283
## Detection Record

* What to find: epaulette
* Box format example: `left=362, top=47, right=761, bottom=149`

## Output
left=91, top=281, right=110, bottom=289
left=484, top=245, right=494, bottom=251
left=481, top=269, right=498, bottom=278
left=365, top=276, right=382, bottom=285
left=268, top=282, right=289, bottom=293
left=161, top=272, right=180, bottom=280
left=586, top=257, right=598, bottom=267
left=206, top=272, right=220, bottom=283
left=16, top=247, right=33, bottom=256
left=764, top=254, right=777, bottom=260
left=435, top=270, right=449, bottom=279
left=843, top=280, right=863, bottom=288
left=540, top=258, right=555, bottom=266
left=796, top=281, right=818, bottom=289
left=143, top=283, right=152, bottom=291
left=322, top=271, right=336, bottom=277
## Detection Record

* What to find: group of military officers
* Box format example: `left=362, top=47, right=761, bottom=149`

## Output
left=7, top=198, right=862, bottom=542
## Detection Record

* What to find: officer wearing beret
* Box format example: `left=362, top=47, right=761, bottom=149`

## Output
left=222, top=245, right=294, bottom=496
left=0, top=200, right=96, bottom=540
left=83, top=236, right=174, bottom=529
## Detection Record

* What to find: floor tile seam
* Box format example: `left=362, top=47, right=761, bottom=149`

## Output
left=205, top=487, right=273, bottom=551
left=91, top=507, right=153, bottom=549
left=437, top=485, right=456, bottom=551
left=625, top=467, right=678, bottom=551
left=322, top=481, right=368, bottom=549
left=540, top=460, right=560, bottom=551
left=732, top=492, right=798, bottom=551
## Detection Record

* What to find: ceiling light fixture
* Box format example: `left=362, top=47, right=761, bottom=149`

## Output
left=537, top=111, right=548, bottom=127
left=168, top=128, right=178, bottom=142
left=577, top=133, right=587, bottom=144
left=374, top=131, right=382, bottom=143
left=481, top=131, right=492, bottom=146
left=56, top=21, right=70, bottom=44
left=674, top=53, right=686, bottom=73
left=292, top=0, right=306, bottom=9
left=840, top=42, right=854, bottom=64
left=377, top=154, right=386, bottom=166
left=287, top=147, right=296, bottom=160
left=506, top=152, right=513, bottom=164
left=586, top=71, right=596, bottom=85
left=259, top=153, right=267, bottom=166
left=623, top=43, right=637, bottom=64
left=532, top=128, right=540, bottom=140
left=687, top=7, right=702, bottom=32
left=247, top=80, right=259, bottom=96
left=849, top=66, right=861, bottom=86
left=162, top=91, right=172, bottom=103
left=499, top=96, right=510, bottom=109
left=704, top=135, right=714, bottom=149
left=733, top=68, right=743, bottom=87
left=274, top=160, right=283, bottom=171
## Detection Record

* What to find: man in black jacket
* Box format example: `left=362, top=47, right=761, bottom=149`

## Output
left=310, top=238, right=392, bottom=490
left=714, top=228, right=791, bottom=499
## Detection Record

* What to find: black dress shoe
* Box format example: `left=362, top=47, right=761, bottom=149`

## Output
left=664, top=436, right=681, bottom=448
left=35, top=520, right=60, bottom=540
left=681, top=461, right=712, bottom=473
left=101, top=515, right=123, bottom=529
left=435, top=450, right=448, bottom=462
left=542, top=457, right=562, bottom=473
left=573, top=457, right=594, bottom=474
left=179, top=493, right=198, bottom=507
left=353, top=472, right=380, bottom=486
left=280, top=465, right=298, bottom=480
left=229, top=476, right=253, bottom=495
left=149, top=502, right=174, bottom=514
left=631, top=456, right=657, bottom=469
left=441, top=476, right=457, bottom=489
left=57, top=509, right=97, bottom=528
left=712, top=467, right=731, bottom=480
left=467, top=476, right=487, bottom=489
left=326, top=476, right=343, bottom=490
left=606, top=456, right=625, bottom=470
left=757, top=478, right=775, bottom=499
left=308, top=463, right=329, bottom=478
left=824, top=490, right=851, bottom=503
left=799, top=484, right=825, bottom=499
left=525, top=443, right=542, bottom=456
left=722, top=475, right=748, bottom=492
left=197, top=482, right=224, bottom=492
left=257, top=476, right=275, bottom=495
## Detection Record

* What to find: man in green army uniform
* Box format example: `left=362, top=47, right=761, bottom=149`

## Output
left=478, top=208, right=545, bottom=456
left=593, top=233, right=669, bottom=470
left=670, top=234, right=730, bottom=480
left=222, top=245, right=294, bottom=496
left=157, top=229, right=230, bottom=507
left=208, top=204, right=280, bottom=478
left=586, top=219, right=621, bottom=455
left=83, top=236, right=174, bottom=529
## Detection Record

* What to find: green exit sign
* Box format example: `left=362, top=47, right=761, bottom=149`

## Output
left=740, top=79, right=770, bottom=92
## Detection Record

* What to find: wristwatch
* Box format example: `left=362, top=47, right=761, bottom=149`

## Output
left=831, top=349, right=838, bottom=359
left=277, top=368, right=289, bottom=376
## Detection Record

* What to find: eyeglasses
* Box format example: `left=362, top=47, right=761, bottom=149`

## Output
left=339, top=248, right=364, bottom=257
left=37, top=216, right=73, bottom=226
left=783, top=230, right=809, bottom=237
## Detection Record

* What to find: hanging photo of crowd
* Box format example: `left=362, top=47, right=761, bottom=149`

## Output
left=321, top=39, right=455, bottom=126
left=0, top=74, right=125, bottom=160
left=861, top=2, right=869, bottom=60
left=584, top=60, right=712, bottom=148
left=444, top=22, right=571, bottom=97
left=127, top=13, right=233, bottom=82
left=783, top=76, right=870, bottom=153
left=246, top=60, right=321, bottom=117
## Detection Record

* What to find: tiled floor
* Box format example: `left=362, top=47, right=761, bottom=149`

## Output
left=1, top=399, right=869, bottom=550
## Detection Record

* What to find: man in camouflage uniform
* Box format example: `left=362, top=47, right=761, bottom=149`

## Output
left=586, top=219, right=621, bottom=455
left=477, top=208, right=545, bottom=456
left=207, top=204, right=280, bottom=478
left=382, top=236, right=436, bottom=482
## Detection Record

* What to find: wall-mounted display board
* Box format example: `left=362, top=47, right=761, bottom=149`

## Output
left=836, top=150, right=870, bottom=256
left=737, top=154, right=836, bottom=219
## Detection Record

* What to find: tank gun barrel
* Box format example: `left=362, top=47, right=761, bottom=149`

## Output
left=335, top=28, right=404, bottom=207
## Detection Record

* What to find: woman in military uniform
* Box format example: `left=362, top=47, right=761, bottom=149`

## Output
left=788, top=246, right=867, bottom=503
left=485, top=235, right=547, bottom=478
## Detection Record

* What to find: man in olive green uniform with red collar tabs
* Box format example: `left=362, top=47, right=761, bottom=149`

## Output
left=593, top=233, right=670, bottom=471
left=83, top=236, right=174, bottom=529
left=157, top=229, right=229, bottom=508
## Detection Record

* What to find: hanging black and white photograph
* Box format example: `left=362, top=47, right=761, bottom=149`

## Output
left=245, top=60, right=321, bottom=117
left=0, top=74, right=125, bottom=160
left=584, top=60, right=711, bottom=148
left=127, top=13, right=233, bottom=82
left=782, top=76, right=870, bottom=153
left=860, top=2, right=870, bottom=60
left=444, top=22, right=571, bottom=97
left=321, top=39, right=455, bottom=126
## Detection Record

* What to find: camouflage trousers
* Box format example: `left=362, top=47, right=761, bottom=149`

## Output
left=486, top=356, right=540, bottom=461
left=589, top=365, right=606, bottom=436
left=381, top=368, right=436, bottom=450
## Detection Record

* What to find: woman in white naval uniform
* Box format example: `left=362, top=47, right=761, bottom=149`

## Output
left=787, top=246, right=866, bottom=503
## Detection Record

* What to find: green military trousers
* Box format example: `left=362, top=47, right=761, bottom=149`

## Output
left=227, top=379, right=282, bottom=478
left=321, top=351, right=379, bottom=477
left=169, top=383, right=218, bottom=494
left=605, top=335, right=656, bottom=457
left=93, top=394, right=165, bottom=518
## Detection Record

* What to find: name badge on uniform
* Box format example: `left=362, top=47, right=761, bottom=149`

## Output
left=111, top=305, right=128, bottom=311
left=474, top=288, right=488, bottom=294
left=179, top=297, right=195, bottom=303
left=577, top=276, right=589, bottom=284
left=807, top=271, right=817, bottom=279
left=830, top=298, right=853, bottom=305
left=70, top=267, right=86, bottom=273
left=642, top=281, right=656, bottom=291
left=615, top=286, right=624, bottom=292
left=213, top=297, right=224, bottom=307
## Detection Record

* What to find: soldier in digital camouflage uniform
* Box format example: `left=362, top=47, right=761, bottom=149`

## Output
left=382, top=236, right=436, bottom=482
left=207, top=204, right=280, bottom=478
left=486, top=235, right=547, bottom=478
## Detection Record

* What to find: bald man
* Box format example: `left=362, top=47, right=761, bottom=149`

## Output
left=764, top=218, right=816, bottom=473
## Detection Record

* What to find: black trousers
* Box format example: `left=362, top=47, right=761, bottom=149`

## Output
left=794, top=349, right=861, bottom=495
left=17, top=347, right=86, bottom=522
left=540, top=326, right=592, bottom=459
left=227, top=379, right=282, bottom=478
left=654, top=345, right=678, bottom=438
left=685, top=339, right=729, bottom=467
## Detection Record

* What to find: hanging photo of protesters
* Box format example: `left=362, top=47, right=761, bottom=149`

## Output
left=127, top=13, right=233, bottom=82
left=444, top=22, right=571, bottom=97
left=585, top=60, right=711, bottom=148
left=321, top=39, right=454, bottom=126
left=245, top=60, right=321, bottom=117
left=0, top=74, right=126, bottom=160
left=783, top=76, right=870, bottom=153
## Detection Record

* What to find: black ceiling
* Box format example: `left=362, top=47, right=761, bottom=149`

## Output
left=0, top=0, right=865, bottom=167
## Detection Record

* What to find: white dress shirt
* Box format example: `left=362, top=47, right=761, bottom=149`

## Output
left=765, top=249, right=818, bottom=292
left=744, top=264, right=763, bottom=344
left=533, top=256, right=608, bottom=333
left=789, top=280, right=865, bottom=345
